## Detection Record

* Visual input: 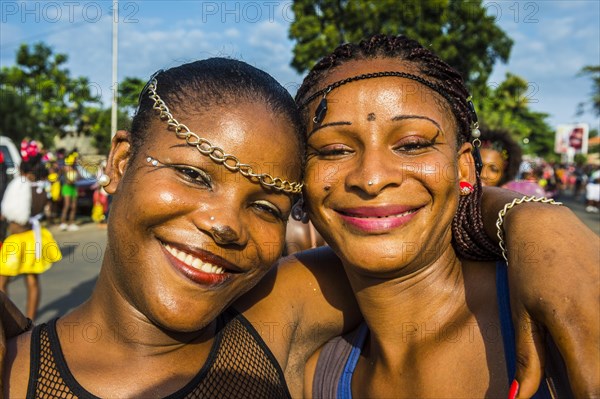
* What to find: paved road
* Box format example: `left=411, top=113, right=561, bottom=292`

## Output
left=6, top=194, right=599, bottom=324
left=7, top=223, right=106, bottom=324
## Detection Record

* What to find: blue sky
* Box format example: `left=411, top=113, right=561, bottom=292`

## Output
left=1, top=0, right=599, bottom=136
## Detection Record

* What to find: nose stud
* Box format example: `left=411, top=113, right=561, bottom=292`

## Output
left=368, top=181, right=374, bottom=186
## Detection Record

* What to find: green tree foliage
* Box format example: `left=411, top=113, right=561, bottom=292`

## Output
left=479, top=73, right=554, bottom=157
left=118, top=77, right=146, bottom=112
left=577, top=65, right=600, bottom=117
left=87, top=77, right=145, bottom=154
left=289, top=0, right=513, bottom=96
left=0, top=43, right=100, bottom=146
left=86, top=107, right=132, bottom=155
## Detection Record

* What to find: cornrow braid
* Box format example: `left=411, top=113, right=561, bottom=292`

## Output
left=296, top=34, right=501, bottom=261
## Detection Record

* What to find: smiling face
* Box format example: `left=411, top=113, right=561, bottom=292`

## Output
left=480, top=148, right=506, bottom=187
left=303, top=59, right=474, bottom=275
left=103, top=100, right=302, bottom=332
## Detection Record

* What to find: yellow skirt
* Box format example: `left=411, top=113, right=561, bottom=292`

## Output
left=0, top=228, right=62, bottom=276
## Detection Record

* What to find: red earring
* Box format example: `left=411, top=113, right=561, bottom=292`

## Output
left=459, top=181, right=474, bottom=196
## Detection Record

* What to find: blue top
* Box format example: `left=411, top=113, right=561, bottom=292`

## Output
left=335, top=261, right=554, bottom=399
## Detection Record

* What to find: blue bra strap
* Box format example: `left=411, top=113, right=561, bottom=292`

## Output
left=337, top=323, right=369, bottom=399
left=496, top=260, right=517, bottom=384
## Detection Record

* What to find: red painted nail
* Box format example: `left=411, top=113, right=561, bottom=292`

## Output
left=508, top=379, right=519, bottom=399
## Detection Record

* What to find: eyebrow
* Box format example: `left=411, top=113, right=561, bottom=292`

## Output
left=307, top=121, right=352, bottom=138
left=391, top=115, right=443, bottom=132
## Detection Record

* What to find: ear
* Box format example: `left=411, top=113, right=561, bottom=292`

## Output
left=103, top=130, right=132, bottom=195
left=457, top=142, right=477, bottom=186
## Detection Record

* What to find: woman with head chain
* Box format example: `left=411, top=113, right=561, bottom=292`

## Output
left=2, top=55, right=598, bottom=397
left=3, top=58, right=310, bottom=398
left=294, top=35, right=598, bottom=398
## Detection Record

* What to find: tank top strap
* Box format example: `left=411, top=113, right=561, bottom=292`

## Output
left=26, top=322, right=44, bottom=397
left=496, top=261, right=560, bottom=399
left=338, top=323, right=369, bottom=399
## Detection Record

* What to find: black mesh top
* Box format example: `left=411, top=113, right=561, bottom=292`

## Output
left=26, top=309, right=291, bottom=399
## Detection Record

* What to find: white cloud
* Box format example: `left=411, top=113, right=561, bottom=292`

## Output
left=225, top=28, right=240, bottom=38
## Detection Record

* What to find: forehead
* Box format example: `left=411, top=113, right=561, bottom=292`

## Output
left=145, top=101, right=302, bottom=180
left=481, top=148, right=505, bottom=164
left=312, top=59, right=456, bottom=134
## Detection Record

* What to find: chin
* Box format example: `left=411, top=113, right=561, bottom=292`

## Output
left=152, top=303, right=226, bottom=334
left=142, top=290, right=232, bottom=334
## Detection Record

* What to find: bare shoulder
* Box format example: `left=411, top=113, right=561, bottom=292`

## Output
left=3, top=330, right=32, bottom=398
left=236, top=246, right=355, bottom=328
left=234, top=246, right=359, bottom=397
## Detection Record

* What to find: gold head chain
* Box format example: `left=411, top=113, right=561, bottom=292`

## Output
left=146, top=79, right=303, bottom=194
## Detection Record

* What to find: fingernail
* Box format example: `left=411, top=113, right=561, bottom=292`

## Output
left=508, top=379, right=519, bottom=399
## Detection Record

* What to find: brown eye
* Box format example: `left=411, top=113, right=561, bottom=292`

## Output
left=252, top=200, right=284, bottom=221
left=316, top=144, right=353, bottom=158
left=393, top=138, right=434, bottom=153
left=173, top=165, right=212, bottom=188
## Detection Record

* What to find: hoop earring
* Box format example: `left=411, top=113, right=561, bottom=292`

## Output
left=291, top=198, right=309, bottom=223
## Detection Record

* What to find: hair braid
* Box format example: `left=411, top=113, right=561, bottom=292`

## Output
left=296, top=34, right=501, bottom=261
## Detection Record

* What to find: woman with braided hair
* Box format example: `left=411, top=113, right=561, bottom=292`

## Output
left=294, top=34, right=598, bottom=398
left=1, top=54, right=597, bottom=398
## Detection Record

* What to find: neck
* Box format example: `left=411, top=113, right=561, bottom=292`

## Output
left=60, top=264, right=215, bottom=357
left=343, top=244, right=470, bottom=364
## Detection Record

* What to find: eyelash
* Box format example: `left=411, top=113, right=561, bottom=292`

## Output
left=393, top=138, right=435, bottom=153
left=313, top=144, right=353, bottom=158
left=172, top=165, right=212, bottom=188
left=252, top=200, right=283, bottom=220
left=312, top=138, right=435, bottom=158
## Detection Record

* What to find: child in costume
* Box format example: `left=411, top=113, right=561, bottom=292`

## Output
left=59, top=150, right=80, bottom=231
left=0, top=142, right=62, bottom=320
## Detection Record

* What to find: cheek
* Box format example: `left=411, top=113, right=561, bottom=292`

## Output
left=417, top=152, right=460, bottom=190
left=303, top=161, right=336, bottom=208
left=254, top=226, right=286, bottom=261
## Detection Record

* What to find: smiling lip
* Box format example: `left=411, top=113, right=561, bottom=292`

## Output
left=335, top=205, right=421, bottom=233
left=160, top=241, right=240, bottom=287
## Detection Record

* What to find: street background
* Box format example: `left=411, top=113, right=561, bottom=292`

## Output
left=6, top=191, right=599, bottom=325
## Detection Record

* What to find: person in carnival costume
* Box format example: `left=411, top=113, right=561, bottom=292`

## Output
left=0, top=141, right=62, bottom=320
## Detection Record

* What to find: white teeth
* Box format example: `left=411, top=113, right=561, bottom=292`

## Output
left=358, top=209, right=416, bottom=219
left=163, top=243, right=225, bottom=275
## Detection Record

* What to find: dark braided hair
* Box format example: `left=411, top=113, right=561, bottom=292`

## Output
left=296, top=34, right=501, bottom=260
left=131, top=58, right=305, bottom=172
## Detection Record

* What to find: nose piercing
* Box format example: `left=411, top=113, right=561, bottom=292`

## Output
left=368, top=181, right=374, bottom=186
left=146, top=156, right=159, bottom=167
left=210, top=216, right=215, bottom=221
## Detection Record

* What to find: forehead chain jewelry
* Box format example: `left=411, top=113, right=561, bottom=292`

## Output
left=145, top=79, right=303, bottom=195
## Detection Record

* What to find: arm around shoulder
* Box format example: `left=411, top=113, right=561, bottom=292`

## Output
left=237, top=246, right=360, bottom=349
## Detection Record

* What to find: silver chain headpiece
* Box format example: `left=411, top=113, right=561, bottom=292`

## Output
left=146, top=79, right=303, bottom=194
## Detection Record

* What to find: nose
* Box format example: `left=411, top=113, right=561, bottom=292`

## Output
left=345, top=147, right=402, bottom=195
left=210, top=224, right=242, bottom=245
left=194, top=209, right=249, bottom=247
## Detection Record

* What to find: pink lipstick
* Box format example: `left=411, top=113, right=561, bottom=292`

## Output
left=336, top=205, right=420, bottom=233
